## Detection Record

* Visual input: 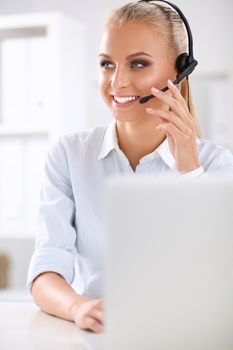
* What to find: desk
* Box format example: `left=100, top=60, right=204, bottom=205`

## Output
left=0, top=301, right=104, bottom=350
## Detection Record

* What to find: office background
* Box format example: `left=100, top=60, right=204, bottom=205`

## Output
left=0, top=0, right=233, bottom=298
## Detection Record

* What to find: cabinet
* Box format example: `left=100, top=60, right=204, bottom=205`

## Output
left=0, top=12, right=87, bottom=238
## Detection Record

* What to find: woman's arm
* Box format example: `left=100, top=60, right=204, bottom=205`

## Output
left=31, top=272, right=104, bottom=333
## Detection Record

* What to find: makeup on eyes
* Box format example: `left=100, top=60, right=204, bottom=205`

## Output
left=131, top=59, right=150, bottom=68
left=100, top=60, right=114, bottom=68
left=99, top=58, right=151, bottom=69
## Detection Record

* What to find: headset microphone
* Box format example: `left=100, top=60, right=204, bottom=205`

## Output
left=137, top=0, right=198, bottom=105
left=139, top=60, right=197, bottom=104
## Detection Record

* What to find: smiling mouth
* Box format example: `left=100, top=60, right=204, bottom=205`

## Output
left=112, top=95, right=140, bottom=106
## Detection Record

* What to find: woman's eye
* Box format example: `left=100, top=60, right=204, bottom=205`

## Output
left=131, top=61, right=148, bottom=69
left=100, top=61, right=114, bottom=69
left=100, top=60, right=149, bottom=70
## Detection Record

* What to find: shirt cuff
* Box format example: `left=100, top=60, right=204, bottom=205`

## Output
left=178, top=166, right=206, bottom=179
left=26, top=247, right=75, bottom=293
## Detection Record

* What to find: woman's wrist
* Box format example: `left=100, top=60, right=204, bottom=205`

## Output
left=178, top=162, right=201, bottom=175
left=178, top=165, right=204, bottom=178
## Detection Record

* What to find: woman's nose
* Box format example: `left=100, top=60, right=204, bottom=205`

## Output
left=111, top=67, right=130, bottom=90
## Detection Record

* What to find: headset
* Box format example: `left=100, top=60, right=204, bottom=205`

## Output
left=137, top=0, right=198, bottom=104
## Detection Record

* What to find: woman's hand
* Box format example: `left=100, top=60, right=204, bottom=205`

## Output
left=70, top=298, right=104, bottom=333
left=146, top=79, right=200, bottom=174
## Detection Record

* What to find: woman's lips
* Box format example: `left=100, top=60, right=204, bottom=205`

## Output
left=112, top=95, right=140, bottom=108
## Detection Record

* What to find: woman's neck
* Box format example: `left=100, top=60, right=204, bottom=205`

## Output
left=116, top=119, right=166, bottom=171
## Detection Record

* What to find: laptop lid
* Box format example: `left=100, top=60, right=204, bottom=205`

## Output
left=103, top=175, right=233, bottom=350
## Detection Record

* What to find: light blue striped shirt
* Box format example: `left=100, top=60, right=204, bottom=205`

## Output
left=27, top=121, right=233, bottom=298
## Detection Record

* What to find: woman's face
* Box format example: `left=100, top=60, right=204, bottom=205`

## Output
left=98, top=21, right=177, bottom=122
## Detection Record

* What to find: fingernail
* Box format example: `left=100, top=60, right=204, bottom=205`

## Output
left=168, top=79, right=174, bottom=86
left=156, top=125, right=163, bottom=130
left=151, top=87, right=159, bottom=94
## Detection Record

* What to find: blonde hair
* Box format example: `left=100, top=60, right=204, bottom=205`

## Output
left=104, top=1, right=202, bottom=137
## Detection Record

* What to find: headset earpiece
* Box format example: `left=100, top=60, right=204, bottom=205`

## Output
left=138, top=0, right=198, bottom=104
left=176, top=53, right=190, bottom=74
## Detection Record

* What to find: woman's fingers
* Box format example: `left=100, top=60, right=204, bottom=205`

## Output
left=72, top=298, right=104, bottom=333
left=90, top=308, right=104, bottom=323
left=85, top=301, right=104, bottom=332
left=84, top=316, right=103, bottom=333
left=146, top=108, right=192, bottom=135
left=167, top=79, right=192, bottom=120
left=95, top=299, right=104, bottom=310
left=167, top=80, right=188, bottom=107
left=150, top=84, right=193, bottom=128
left=147, top=79, right=200, bottom=174
left=156, top=122, right=188, bottom=144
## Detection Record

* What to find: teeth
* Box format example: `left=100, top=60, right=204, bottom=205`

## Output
left=113, top=96, right=139, bottom=104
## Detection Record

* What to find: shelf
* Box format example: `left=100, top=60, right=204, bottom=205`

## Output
left=0, top=232, right=35, bottom=239
left=0, top=127, right=49, bottom=138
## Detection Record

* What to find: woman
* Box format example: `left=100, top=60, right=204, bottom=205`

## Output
left=27, top=1, right=233, bottom=333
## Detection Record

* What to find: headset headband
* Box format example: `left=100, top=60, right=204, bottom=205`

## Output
left=138, top=0, right=194, bottom=61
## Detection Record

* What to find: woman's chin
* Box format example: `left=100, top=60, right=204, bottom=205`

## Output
left=112, top=112, right=144, bottom=123
left=112, top=113, right=159, bottom=125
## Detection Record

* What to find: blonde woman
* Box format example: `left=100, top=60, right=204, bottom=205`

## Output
left=27, top=1, right=233, bottom=333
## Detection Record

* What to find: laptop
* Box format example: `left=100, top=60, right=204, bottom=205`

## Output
left=103, top=175, right=233, bottom=350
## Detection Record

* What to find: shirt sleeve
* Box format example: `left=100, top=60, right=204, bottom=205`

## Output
left=27, top=137, right=77, bottom=292
left=207, top=148, right=233, bottom=173
left=178, top=146, right=233, bottom=178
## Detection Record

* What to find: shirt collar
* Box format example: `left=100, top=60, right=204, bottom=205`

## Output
left=98, top=120, right=119, bottom=160
left=98, top=120, right=175, bottom=168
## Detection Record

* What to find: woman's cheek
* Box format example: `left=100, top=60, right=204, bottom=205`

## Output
left=139, top=74, right=169, bottom=110
left=99, top=77, right=108, bottom=103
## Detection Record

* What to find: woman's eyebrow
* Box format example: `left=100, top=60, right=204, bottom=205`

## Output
left=98, top=51, right=152, bottom=59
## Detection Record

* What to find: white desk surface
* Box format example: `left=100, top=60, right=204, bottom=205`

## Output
left=0, top=301, right=104, bottom=350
